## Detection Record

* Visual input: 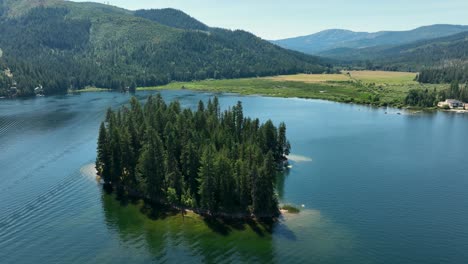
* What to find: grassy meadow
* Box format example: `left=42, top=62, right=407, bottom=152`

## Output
left=139, top=71, right=448, bottom=107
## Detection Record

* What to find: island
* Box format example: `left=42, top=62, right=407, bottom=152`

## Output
left=96, top=95, right=291, bottom=219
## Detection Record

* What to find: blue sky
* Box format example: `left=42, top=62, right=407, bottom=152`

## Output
left=74, top=0, right=468, bottom=40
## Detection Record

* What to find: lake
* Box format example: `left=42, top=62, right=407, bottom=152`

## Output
left=1, top=90, right=467, bottom=263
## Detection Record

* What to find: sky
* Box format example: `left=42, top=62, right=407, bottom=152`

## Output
left=73, top=0, right=468, bottom=40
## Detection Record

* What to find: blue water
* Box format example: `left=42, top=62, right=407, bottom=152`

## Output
left=1, top=91, right=467, bottom=263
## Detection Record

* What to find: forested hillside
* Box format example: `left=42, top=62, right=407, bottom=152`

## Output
left=274, top=25, right=468, bottom=55
left=135, top=8, right=209, bottom=31
left=0, top=0, right=327, bottom=97
left=322, top=32, right=468, bottom=84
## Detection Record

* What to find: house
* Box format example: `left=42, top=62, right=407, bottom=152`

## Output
left=34, top=85, right=44, bottom=94
left=438, top=99, right=464, bottom=109
left=34, top=85, right=45, bottom=96
left=9, top=86, right=17, bottom=94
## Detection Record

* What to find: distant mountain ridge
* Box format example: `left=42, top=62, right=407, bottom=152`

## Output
left=321, top=31, right=468, bottom=68
left=273, top=25, right=468, bottom=54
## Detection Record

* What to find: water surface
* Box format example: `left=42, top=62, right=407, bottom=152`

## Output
left=1, top=91, right=467, bottom=263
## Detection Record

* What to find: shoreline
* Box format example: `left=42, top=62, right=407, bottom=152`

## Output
left=3, top=85, right=464, bottom=114
left=84, top=163, right=294, bottom=221
left=105, top=182, right=284, bottom=221
left=107, top=188, right=283, bottom=222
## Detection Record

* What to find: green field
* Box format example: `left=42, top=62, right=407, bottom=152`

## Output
left=139, top=71, right=448, bottom=107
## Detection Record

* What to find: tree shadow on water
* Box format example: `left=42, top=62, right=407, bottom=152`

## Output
left=102, top=185, right=296, bottom=241
left=202, top=215, right=292, bottom=239
left=203, top=217, right=233, bottom=236
left=140, top=203, right=180, bottom=221
left=102, top=185, right=178, bottom=221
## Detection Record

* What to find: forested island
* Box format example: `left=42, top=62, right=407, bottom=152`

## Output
left=96, top=95, right=291, bottom=218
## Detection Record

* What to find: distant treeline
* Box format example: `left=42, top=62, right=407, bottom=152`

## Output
left=330, top=31, right=468, bottom=85
left=418, top=64, right=468, bottom=84
left=405, top=81, right=468, bottom=107
left=96, top=95, right=291, bottom=217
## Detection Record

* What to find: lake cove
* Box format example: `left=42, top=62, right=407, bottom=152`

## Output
left=1, top=90, right=468, bottom=263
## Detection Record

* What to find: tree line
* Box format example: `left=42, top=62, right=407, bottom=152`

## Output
left=96, top=95, right=291, bottom=218
left=404, top=81, right=468, bottom=107
left=418, top=64, right=468, bottom=84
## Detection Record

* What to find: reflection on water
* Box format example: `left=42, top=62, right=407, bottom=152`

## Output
left=2, top=91, right=468, bottom=263
left=100, top=191, right=276, bottom=263
left=95, top=162, right=357, bottom=264
left=276, top=169, right=290, bottom=200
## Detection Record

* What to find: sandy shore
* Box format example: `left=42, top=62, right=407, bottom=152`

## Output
left=287, top=154, right=312, bottom=163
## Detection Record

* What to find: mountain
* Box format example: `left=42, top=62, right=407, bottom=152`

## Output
left=323, top=31, right=468, bottom=83
left=134, top=8, right=209, bottom=31
left=273, top=25, right=468, bottom=54
left=0, top=0, right=327, bottom=97
left=273, top=29, right=373, bottom=55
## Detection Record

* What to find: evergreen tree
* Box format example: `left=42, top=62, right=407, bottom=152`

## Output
left=450, top=80, right=460, bottom=99
left=96, top=122, right=111, bottom=184
left=137, top=129, right=166, bottom=203
left=198, top=146, right=217, bottom=212
left=253, top=152, right=278, bottom=216
left=278, top=122, right=291, bottom=158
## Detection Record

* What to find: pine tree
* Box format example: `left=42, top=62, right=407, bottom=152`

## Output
left=180, top=141, right=200, bottom=202
left=450, top=80, right=460, bottom=99
left=198, top=146, right=216, bottom=212
left=215, top=154, right=235, bottom=210
left=119, top=127, right=135, bottom=190
left=234, top=101, right=244, bottom=139
left=278, top=122, right=290, bottom=158
left=96, top=122, right=111, bottom=184
left=252, top=152, right=278, bottom=217
left=137, top=129, right=166, bottom=203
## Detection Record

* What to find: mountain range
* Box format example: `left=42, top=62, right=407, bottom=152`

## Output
left=0, top=0, right=327, bottom=97
left=318, top=29, right=468, bottom=83
left=274, top=24, right=468, bottom=83
left=273, top=25, right=468, bottom=55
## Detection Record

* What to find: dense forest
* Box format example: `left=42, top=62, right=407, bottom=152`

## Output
left=417, top=63, right=468, bottom=84
left=0, top=0, right=328, bottom=97
left=322, top=31, right=468, bottom=84
left=96, top=95, right=291, bottom=218
left=134, top=8, right=209, bottom=31
left=404, top=81, right=468, bottom=107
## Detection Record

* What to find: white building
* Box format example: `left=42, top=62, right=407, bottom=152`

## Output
left=438, top=99, right=464, bottom=109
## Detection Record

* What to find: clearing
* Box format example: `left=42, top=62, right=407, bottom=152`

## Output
left=138, top=71, right=447, bottom=107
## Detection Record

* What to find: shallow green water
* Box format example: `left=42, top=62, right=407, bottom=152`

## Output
left=1, top=91, right=467, bottom=263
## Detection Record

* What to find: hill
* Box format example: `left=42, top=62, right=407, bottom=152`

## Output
left=0, top=0, right=327, bottom=97
left=273, top=25, right=468, bottom=55
left=134, top=8, right=209, bottom=31
left=321, top=31, right=468, bottom=83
